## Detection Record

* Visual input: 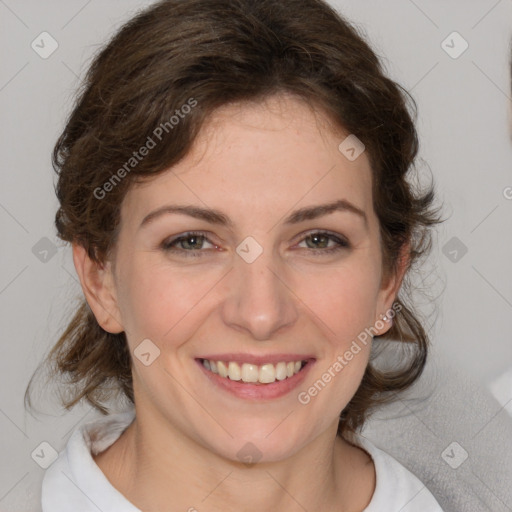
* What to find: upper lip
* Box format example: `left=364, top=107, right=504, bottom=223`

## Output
left=197, top=353, right=316, bottom=366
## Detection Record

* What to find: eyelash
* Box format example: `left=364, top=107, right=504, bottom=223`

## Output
left=160, top=230, right=350, bottom=257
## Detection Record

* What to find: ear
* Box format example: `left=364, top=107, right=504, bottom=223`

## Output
left=373, top=241, right=410, bottom=336
left=72, top=243, right=124, bottom=334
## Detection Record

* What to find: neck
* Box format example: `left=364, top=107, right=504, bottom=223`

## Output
left=95, top=404, right=374, bottom=512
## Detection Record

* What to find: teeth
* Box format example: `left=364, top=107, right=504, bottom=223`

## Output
left=202, top=359, right=305, bottom=384
left=241, top=363, right=259, bottom=383
left=228, top=361, right=241, bottom=381
left=217, top=361, right=228, bottom=378
left=275, top=362, right=287, bottom=381
left=259, top=364, right=275, bottom=383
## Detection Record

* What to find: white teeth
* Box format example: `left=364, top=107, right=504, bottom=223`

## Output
left=228, top=361, right=241, bottom=381
left=259, top=364, right=276, bottom=383
left=217, top=361, right=228, bottom=378
left=241, top=363, right=259, bottom=383
left=275, top=362, right=287, bottom=381
left=202, top=359, right=306, bottom=384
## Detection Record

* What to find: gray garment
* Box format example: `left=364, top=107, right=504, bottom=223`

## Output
left=362, top=355, right=512, bottom=512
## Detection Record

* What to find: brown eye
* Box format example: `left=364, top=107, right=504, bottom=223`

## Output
left=161, top=231, right=218, bottom=256
left=297, top=231, right=350, bottom=254
left=174, top=234, right=206, bottom=250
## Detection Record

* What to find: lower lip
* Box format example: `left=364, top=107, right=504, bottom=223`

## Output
left=195, top=359, right=315, bottom=401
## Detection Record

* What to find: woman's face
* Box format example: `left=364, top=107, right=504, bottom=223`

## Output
left=84, top=94, right=402, bottom=461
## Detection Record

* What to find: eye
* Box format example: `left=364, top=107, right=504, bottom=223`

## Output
left=160, top=230, right=350, bottom=258
left=295, top=231, right=350, bottom=255
left=161, top=231, right=219, bottom=256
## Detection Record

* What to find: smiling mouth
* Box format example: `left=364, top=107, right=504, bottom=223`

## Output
left=198, top=358, right=309, bottom=385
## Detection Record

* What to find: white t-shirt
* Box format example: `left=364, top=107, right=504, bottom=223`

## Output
left=41, top=408, right=444, bottom=511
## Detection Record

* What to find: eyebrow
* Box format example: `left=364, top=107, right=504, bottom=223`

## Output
left=139, top=199, right=367, bottom=230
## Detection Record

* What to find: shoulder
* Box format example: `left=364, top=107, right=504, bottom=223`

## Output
left=41, top=409, right=138, bottom=512
left=352, top=434, right=445, bottom=512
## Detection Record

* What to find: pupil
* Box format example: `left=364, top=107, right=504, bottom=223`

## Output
left=309, top=234, right=327, bottom=248
left=185, top=236, right=201, bottom=249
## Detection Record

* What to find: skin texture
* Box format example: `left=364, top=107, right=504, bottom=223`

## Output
left=73, top=93, right=407, bottom=511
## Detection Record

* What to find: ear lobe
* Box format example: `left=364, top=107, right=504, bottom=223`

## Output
left=374, top=241, right=411, bottom=336
left=72, top=243, right=124, bottom=334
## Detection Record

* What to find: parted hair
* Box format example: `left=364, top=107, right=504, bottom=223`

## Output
left=25, top=0, right=441, bottom=437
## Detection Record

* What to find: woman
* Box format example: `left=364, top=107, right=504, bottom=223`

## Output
left=28, top=0, right=443, bottom=510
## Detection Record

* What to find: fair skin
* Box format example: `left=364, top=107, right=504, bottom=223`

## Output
left=73, top=93, right=407, bottom=512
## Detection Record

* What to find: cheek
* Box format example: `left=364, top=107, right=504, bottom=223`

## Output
left=293, top=262, right=382, bottom=343
left=117, top=249, right=383, bottom=355
left=293, top=266, right=380, bottom=414
left=116, top=259, right=216, bottom=347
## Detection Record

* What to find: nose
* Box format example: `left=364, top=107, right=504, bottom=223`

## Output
left=220, top=250, right=299, bottom=341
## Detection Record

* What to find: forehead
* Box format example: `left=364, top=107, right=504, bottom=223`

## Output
left=121, top=94, right=374, bottom=227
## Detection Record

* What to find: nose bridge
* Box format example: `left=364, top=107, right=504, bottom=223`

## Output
left=221, top=245, right=298, bottom=340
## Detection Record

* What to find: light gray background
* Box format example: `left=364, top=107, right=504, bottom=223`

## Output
left=1, top=0, right=512, bottom=510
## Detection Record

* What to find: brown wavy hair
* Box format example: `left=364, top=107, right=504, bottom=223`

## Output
left=25, top=0, right=441, bottom=437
